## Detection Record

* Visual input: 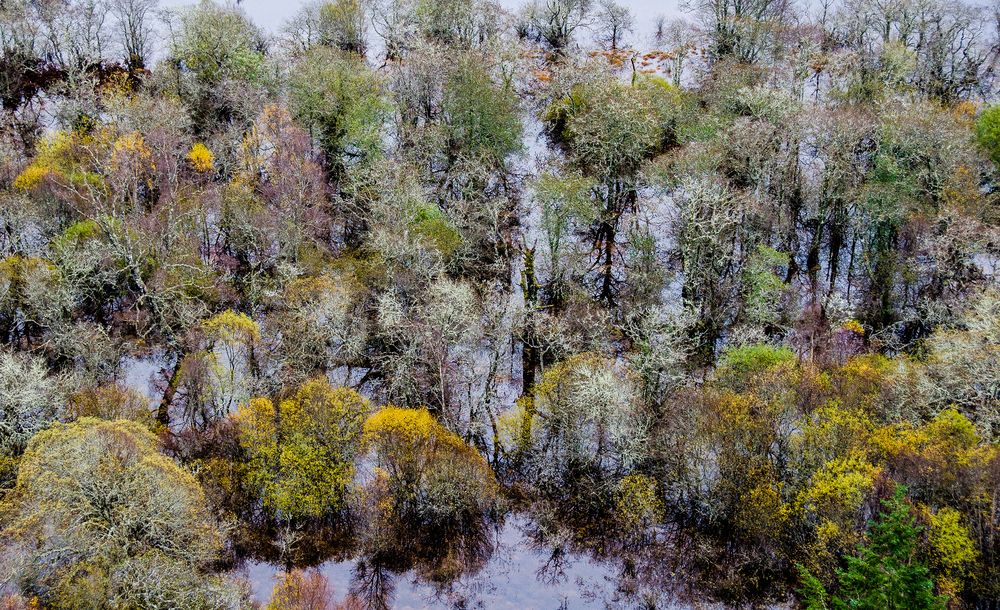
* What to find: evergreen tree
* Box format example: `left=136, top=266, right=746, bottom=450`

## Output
left=798, top=486, right=948, bottom=610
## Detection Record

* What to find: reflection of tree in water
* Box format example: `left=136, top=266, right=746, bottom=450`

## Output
left=524, top=499, right=697, bottom=609
left=349, top=513, right=500, bottom=609
left=351, top=560, right=395, bottom=610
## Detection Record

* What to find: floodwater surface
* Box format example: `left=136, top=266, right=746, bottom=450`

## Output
left=244, top=515, right=720, bottom=609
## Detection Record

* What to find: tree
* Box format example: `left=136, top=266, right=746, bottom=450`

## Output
left=799, top=486, right=948, bottom=610
left=269, top=274, right=368, bottom=385
left=237, top=378, right=368, bottom=521
left=360, top=406, right=496, bottom=526
left=441, top=57, right=522, bottom=168
left=0, top=349, right=63, bottom=487
left=1, top=418, right=244, bottom=608
left=918, top=289, right=1000, bottom=440
left=684, top=0, right=791, bottom=64
left=165, top=0, right=271, bottom=131
left=593, top=0, right=633, bottom=52
left=533, top=168, right=597, bottom=301
left=976, top=104, right=1000, bottom=166
left=110, top=0, right=158, bottom=71
left=519, top=0, right=592, bottom=53
left=543, top=70, right=674, bottom=304
left=510, top=353, right=647, bottom=486
left=288, top=46, right=387, bottom=178
left=319, top=0, right=368, bottom=56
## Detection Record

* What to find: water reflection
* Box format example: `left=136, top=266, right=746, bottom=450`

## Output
left=244, top=515, right=721, bottom=609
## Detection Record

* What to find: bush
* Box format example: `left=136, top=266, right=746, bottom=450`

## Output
left=975, top=104, right=1000, bottom=165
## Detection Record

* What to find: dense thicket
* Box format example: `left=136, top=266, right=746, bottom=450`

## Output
left=2, top=0, right=1000, bottom=608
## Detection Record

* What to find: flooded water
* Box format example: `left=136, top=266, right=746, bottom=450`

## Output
left=244, top=515, right=718, bottom=609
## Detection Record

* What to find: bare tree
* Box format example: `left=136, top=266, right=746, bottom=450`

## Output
left=682, top=0, right=793, bottom=64
left=519, top=0, right=592, bottom=54
left=110, top=0, right=158, bottom=70
left=593, top=0, right=633, bottom=51
left=661, top=17, right=699, bottom=86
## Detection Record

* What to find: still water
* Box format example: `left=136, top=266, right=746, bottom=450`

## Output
left=244, top=515, right=718, bottom=609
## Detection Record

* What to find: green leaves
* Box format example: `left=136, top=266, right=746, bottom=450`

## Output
left=800, top=486, right=949, bottom=610
left=289, top=47, right=389, bottom=175
left=975, top=104, right=1000, bottom=166
left=442, top=58, right=523, bottom=165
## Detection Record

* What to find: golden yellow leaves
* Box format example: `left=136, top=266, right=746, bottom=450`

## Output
left=616, top=474, right=664, bottom=530
left=797, top=452, right=881, bottom=518
left=111, top=131, right=156, bottom=178
left=187, top=142, right=215, bottom=173
left=202, top=309, right=260, bottom=346
left=840, top=319, right=865, bottom=336
left=363, top=406, right=467, bottom=456
left=927, top=507, right=979, bottom=597
left=237, top=379, right=368, bottom=520
left=361, top=406, right=496, bottom=520
left=12, top=166, right=50, bottom=191
left=12, top=131, right=77, bottom=192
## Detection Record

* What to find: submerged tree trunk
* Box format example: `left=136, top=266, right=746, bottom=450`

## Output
left=157, top=350, right=185, bottom=427
left=520, top=247, right=540, bottom=396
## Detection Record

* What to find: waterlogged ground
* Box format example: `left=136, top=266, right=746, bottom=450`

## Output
left=243, top=515, right=721, bottom=609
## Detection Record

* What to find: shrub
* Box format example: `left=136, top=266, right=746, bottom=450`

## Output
left=975, top=104, right=1000, bottom=165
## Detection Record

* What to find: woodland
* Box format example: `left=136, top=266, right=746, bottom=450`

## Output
left=2, top=0, right=1000, bottom=608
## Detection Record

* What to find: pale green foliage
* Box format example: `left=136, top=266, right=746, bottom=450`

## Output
left=519, top=0, right=590, bottom=51
left=717, top=343, right=794, bottom=380
left=412, top=0, right=500, bottom=47
left=624, top=305, right=693, bottom=407
left=672, top=176, right=744, bottom=355
left=554, top=76, right=665, bottom=180
left=975, top=104, right=1000, bottom=166
left=171, top=1, right=268, bottom=85
left=1, top=418, right=242, bottom=608
left=442, top=57, right=522, bottom=164
left=319, top=0, right=367, bottom=54
left=0, top=255, right=68, bottom=334
left=0, top=349, right=63, bottom=461
left=358, top=163, right=462, bottom=280
left=535, top=169, right=597, bottom=285
left=520, top=354, right=647, bottom=482
left=288, top=46, right=388, bottom=171
left=730, top=85, right=801, bottom=122
left=739, top=245, right=789, bottom=334
left=919, top=289, right=1000, bottom=439
left=200, top=311, right=260, bottom=415
left=375, top=277, right=482, bottom=419
left=276, top=275, right=368, bottom=383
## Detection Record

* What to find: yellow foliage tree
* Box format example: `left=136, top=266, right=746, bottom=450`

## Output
left=362, top=406, right=496, bottom=523
left=238, top=379, right=368, bottom=520
left=927, top=506, right=978, bottom=598
left=188, top=142, right=216, bottom=173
